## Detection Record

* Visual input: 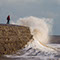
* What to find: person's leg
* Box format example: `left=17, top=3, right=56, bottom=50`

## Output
left=8, top=20, right=10, bottom=24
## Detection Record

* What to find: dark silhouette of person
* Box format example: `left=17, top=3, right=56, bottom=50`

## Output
left=7, top=15, right=10, bottom=24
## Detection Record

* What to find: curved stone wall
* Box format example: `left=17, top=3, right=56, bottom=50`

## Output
left=0, top=24, right=32, bottom=55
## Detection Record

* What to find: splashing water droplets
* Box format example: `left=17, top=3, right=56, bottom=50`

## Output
left=16, top=16, right=51, bottom=44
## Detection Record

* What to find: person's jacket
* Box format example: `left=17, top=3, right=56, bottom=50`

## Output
left=7, top=15, right=10, bottom=20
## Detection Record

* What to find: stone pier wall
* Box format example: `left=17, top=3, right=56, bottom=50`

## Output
left=0, top=24, right=32, bottom=55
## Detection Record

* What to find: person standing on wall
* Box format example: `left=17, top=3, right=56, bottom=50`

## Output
left=7, top=15, right=10, bottom=24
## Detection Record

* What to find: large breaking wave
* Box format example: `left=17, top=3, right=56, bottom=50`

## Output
left=11, top=16, right=59, bottom=53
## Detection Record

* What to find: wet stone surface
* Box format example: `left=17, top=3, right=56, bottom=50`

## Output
left=0, top=24, right=32, bottom=55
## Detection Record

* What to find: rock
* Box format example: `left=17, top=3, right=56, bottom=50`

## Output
left=0, top=24, right=32, bottom=55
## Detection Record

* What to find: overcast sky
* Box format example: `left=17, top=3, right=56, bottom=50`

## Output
left=0, top=0, right=60, bottom=35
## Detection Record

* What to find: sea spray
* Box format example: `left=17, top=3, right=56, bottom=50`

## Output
left=12, top=16, right=58, bottom=53
left=16, top=16, right=52, bottom=44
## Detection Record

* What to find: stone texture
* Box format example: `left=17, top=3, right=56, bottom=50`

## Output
left=0, top=24, right=32, bottom=55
